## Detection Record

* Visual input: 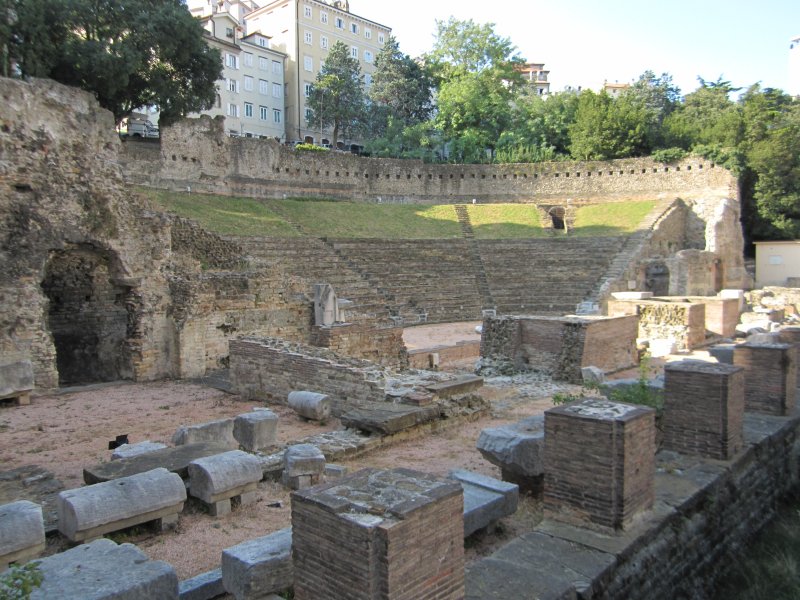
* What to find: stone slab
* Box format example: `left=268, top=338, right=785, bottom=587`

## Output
left=0, top=360, right=34, bottom=400
left=234, top=410, right=278, bottom=452
left=173, top=419, right=237, bottom=449
left=708, top=343, right=736, bottom=364
left=28, top=538, right=178, bottom=599
left=477, top=415, right=545, bottom=478
left=84, top=442, right=232, bottom=484
left=0, top=500, right=45, bottom=569
left=221, top=527, right=293, bottom=600
left=339, top=401, right=440, bottom=435
left=450, top=469, right=518, bottom=537
left=425, top=375, right=484, bottom=398
left=0, top=465, right=64, bottom=535
left=59, top=468, right=186, bottom=542
left=178, top=568, right=224, bottom=600
left=112, top=441, right=168, bottom=460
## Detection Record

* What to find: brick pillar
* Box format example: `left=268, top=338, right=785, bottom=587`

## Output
left=291, top=468, right=464, bottom=600
left=734, top=342, right=797, bottom=416
left=663, top=360, right=744, bottom=459
left=779, top=326, right=800, bottom=347
left=544, top=397, right=655, bottom=531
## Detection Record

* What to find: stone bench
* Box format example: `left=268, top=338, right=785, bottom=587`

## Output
left=58, top=467, right=186, bottom=542
left=449, top=469, right=519, bottom=537
left=477, top=415, right=545, bottom=494
left=222, top=527, right=293, bottom=600
left=281, top=444, right=325, bottom=490
left=0, top=360, right=34, bottom=406
left=188, top=450, right=262, bottom=516
left=27, top=538, right=178, bottom=600
left=0, top=500, right=45, bottom=570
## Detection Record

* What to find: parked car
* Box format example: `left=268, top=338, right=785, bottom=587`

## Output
left=126, top=119, right=159, bottom=139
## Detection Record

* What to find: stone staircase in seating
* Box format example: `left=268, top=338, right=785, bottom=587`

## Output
left=454, top=205, right=496, bottom=313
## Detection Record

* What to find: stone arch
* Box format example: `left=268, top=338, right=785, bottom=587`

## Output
left=40, top=244, right=135, bottom=385
left=548, top=206, right=566, bottom=230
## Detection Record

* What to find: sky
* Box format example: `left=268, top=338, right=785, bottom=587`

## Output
left=352, top=0, right=800, bottom=96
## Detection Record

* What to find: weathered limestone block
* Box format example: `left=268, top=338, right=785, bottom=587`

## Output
left=221, top=527, right=293, bottom=600
left=0, top=500, right=45, bottom=570
left=734, top=342, right=798, bottom=416
left=287, top=391, right=331, bottom=422
left=291, top=468, right=464, bottom=600
left=708, top=343, right=736, bottom=364
left=281, top=444, right=325, bottom=490
left=58, top=468, right=186, bottom=542
left=582, top=366, right=605, bottom=384
left=234, top=410, right=278, bottom=452
left=339, top=401, right=439, bottom=435
left=0, top=360, right=34, bottom=405
left=28, top=538, right=178, bottom=600
left=544, top=398, right=656, bottom=531
left=449, top=469, right=519, bottom=537
left=425, top=375, right=484, bottom=399
left=188, top=450, right=262, bottom=517
left=179, top=569, right=224, bottom=600
left=663, top=360, right=744, bottom=460
left=172, top=419, right=237, bottom=449
left=477, top=415, right=545, bottom=492
left=112, top=441, right=168, bottom=460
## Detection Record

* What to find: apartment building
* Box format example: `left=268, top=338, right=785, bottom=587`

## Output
left=245, top=0, right=391, bottom=147
left=190, top=9, right=288, bottom=139
left=518, top=62, right=551, bottom=96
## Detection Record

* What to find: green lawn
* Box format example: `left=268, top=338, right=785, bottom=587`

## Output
left=570, top=200, right=656, bottom=236
left=468, top=204, right=546, bottom=238
left=272, top=200, right=463, bottom=239
left=139, top=188, right=300, bottom=237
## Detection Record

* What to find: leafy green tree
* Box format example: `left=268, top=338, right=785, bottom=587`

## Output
left=306, top=41, right=365, bottom=147
left=426, top=18, right=525, bottom=161
left=502, top=89, right=580, bottom=160
left=568, top=90, right=648, bottom=160
left=10, top=0, right=221, bottom=125
left=622, top=70, right=681, bottom=151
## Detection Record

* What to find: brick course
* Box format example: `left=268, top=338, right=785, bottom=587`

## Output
left=734, top=343, right=798, bottom=416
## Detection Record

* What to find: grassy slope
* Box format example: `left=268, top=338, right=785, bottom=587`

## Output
left=139, top=188, right=655, bottom=240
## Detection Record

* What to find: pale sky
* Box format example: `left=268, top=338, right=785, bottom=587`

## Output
left=353, top=0, right=800, bottom=96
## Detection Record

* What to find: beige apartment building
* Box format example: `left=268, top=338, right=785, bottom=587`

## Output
left=245, top=0, right=391, bottom=148
left=191, top=10, right=288, bottom=139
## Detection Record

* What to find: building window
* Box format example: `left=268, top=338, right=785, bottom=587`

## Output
left=304, top=82, right=313, bottom=97
left=378, top=33, right=385, bottom=44
left=304, top=31, right=312, bottom=44
left=350, top=22, right=358, bottom=34
left=335, top=17, right=344, bottom=29
left=305, top=108, right=313, bottom=123
left=244, top=75, right=253, bottom=91
left=303, top=5, right=312, bottom=18
left=304, top=56, right=312, bottom=71
left=272, top=60, right=282, bottom=75
left=364, top=73, right=372, bottom=86
left=350, top=46, right=358, bottom=59
left=320, top=11, right=328, bottom=24
left=320, top=35, right=328, bottom=49
left=226, top=53, right=239, bottom=69
left=227, top=79, right=239, bottom=93
left=225, top=27, right=234, bottom=39
left=227, top=103, right=239, bottom=117
left=244, top=102, right=253, bottom=117
left=259, top=105, right=268, bottom=120
left=243, top=52, right=253, bottom=67
left=258, top=37, right=268, bottom=48
left=365, top=28, right=371, bottom=39
left=259, top=57, right=269, bottom=70
left=259, top=79, right=269, bottom=95
left=273, top=83, right=282, bottom=98
left=364, top=50, right=373, bottom=63
left=273, top=109, right=282, bottom=123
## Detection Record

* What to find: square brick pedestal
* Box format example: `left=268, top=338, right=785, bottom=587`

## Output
left=663, top=360, right=744, bottom=459
left=291, top=468, right=464, bottom=600
left=734, top=342, right=797, bottom=416
left=544, top=398, right=655, bottom=531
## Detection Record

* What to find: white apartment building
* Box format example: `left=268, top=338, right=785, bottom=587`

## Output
left=191, top=11, right=288, bottom=139
left=245, top=0, right=391, bottom=148
left=790, top=35, right=800, bottom=97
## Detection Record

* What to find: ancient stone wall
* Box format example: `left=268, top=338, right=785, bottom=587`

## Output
left=229, top=337, right=386, bottom=415
left=309, top=324, right=407, bottom=369
left=607, top=299, right=707, bottom=350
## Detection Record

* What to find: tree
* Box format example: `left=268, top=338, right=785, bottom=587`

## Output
left=426, top=18, right=525, bottom=161
left=10, top=0, right=221, bottom=125
left=502, top=88, right=580, bottom=160
left=568, top=90, right=648, bottom=160
left=369, top=35, right=433, bottom=131
left=622, top=70, right=681, bottom=151
left=306, top=41, right=365, bottom=147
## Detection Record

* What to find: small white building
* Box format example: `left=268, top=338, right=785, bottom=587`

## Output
left=754, top=241, right=800, bottom=287
left=192, top=11, right=288, bottom=140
